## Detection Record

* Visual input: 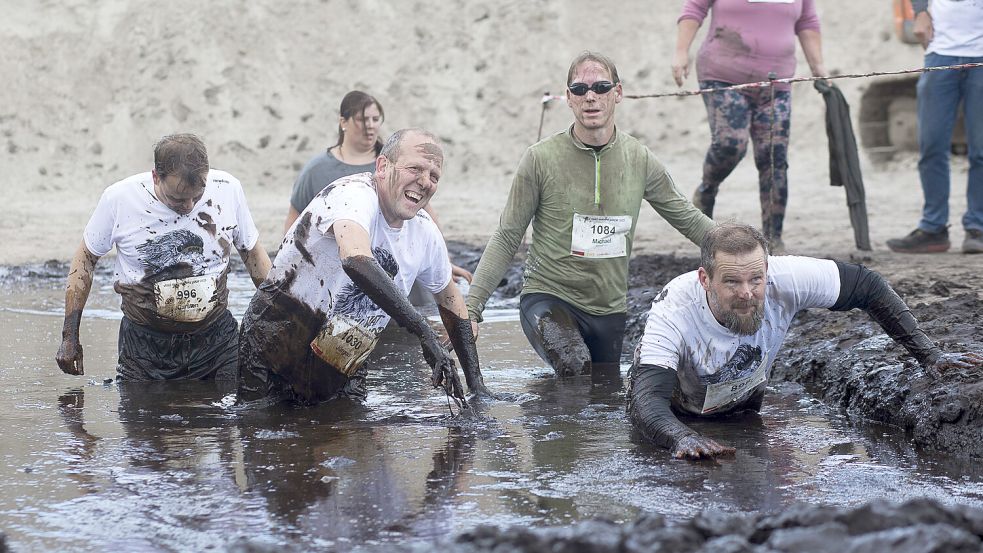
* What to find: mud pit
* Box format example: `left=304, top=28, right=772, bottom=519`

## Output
left=2, top=247, right=983, bottom=551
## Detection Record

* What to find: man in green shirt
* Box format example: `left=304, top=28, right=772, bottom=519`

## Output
left=466, top=52, right=715, bottom=377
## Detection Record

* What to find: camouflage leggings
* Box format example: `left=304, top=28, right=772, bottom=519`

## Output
left=694, top=80, right=792, bottom=238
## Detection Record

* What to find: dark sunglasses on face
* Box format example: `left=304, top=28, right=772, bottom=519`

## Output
left=568, top=81, right=616, bottom=96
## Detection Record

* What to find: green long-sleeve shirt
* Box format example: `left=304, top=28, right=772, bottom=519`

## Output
left=466, top=126, right=715, bottom=321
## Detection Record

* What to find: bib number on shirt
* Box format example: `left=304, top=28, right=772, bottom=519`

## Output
left=570, top=214, right=632, bottom=258
left=310, top=314, right=381, bottom=377
left=701, top=357, right=768, bottom=414
left=154, top=275, right=218, bottom=322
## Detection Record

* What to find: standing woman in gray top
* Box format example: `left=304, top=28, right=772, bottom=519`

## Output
left=284, top=90, right=385, bottom=233
left=283, top=90, right=473, bottom=282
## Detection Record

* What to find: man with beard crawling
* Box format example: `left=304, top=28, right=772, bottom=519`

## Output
left=628, top=222, right=982, bottom=460
left=236, top=128, right=490, bottom=406
left=56, top=133, right=272, bottom=382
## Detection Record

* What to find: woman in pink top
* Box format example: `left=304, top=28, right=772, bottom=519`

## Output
left=673, top=0, right=827, bottom=253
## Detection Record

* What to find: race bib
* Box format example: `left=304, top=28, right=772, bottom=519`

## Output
left=570, top=214, right=632, bottom=258
left=154, top=275, right=218, bottom=322
left=701, top=357, right=768, bottom=414
left=310, top=315, right=381, bottom=377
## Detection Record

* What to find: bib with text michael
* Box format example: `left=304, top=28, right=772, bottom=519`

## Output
left=570, top=214, right=632, bottom=258
left=153, top=275, right=218, bottom=322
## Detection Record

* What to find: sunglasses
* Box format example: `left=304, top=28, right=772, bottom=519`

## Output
left=567, top=81, right=616, bottom=96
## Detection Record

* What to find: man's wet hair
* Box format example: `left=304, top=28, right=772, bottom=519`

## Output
left=567, top=51, right=620, bottom=85
left=380, top=128, right=441, bottom=163
left=335, top=90, right=385, bottom=155
left=701, top=223, right=769, bottom=278
left=153, top=134, right=209, bottom=190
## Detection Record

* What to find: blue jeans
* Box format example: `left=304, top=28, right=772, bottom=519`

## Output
left=917, top=53, right=983, bottom=233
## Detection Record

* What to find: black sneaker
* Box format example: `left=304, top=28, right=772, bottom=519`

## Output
left=886, top=228, right=950, bottom=253
left=964, top=229, right=983, bottom=254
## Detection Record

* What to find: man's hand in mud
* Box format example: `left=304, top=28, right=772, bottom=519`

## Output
left=56, top=338, right=84, bottom=376
left=926, top=352, right=983, bottom=379
left=672, top=434, right=736, bottom=460
left=421, top=335, right=466, bottom=400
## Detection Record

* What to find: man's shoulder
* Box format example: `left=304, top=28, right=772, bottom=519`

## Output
left=207, top=169, right=241, bottom=188
left=650, top=271, right=702, bottom=316
left=314, top=172, right=377, bottom=207
left=103, top=172, right=151, bottom=199
left=613, top=130, right=660, bottom=161
left=408, top=208, right=442, bottom=237
left=766, top=255, right=835, bottom=280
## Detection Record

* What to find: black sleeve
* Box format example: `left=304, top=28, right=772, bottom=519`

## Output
left=830, top=261, right=941, bottom=366
left=342, top=255, right=432, bottom=339
left=627, top=364, right=698, bottom=451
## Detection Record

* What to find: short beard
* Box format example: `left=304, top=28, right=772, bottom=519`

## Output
left=708, top=289, right=764, bottom=336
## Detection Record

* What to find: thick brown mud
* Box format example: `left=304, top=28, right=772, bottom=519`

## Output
left=448, top=242, right=983, bottom=459
left=773, top=290, right=983, bottom=457
left=352, top=498, right=983, bottom=552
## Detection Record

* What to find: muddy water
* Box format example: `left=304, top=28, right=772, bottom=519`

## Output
left=2, top=272, right=983, bottom=552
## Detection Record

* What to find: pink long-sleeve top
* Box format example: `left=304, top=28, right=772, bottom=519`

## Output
left=679, top=0, right=821, bottom=90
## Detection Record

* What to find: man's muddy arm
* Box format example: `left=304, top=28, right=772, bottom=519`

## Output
left=628, top=364, right=734, bottom=459
left=56, top=241, right=100, bottom=376
left=434, top=282, right=491, bottom=397
left=335, top=220, right=466, bottom=400
left=239, top=242, right=272, bottom=287
left=830, top=262, right=941, bottom=367
left=466, top=150, right=540, bottom=323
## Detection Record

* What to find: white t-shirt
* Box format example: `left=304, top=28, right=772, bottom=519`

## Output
left=83, top=170, right=259, bottom=327
left=637, top=256, right=840, bottom=415
left=269, top=172, right=452, bottom=372
left=928, top=0, right=983, bottom=57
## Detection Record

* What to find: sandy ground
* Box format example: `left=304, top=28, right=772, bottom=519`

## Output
left=1, top=1, right=976, bottom=281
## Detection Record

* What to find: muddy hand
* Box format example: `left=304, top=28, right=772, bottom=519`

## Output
left=672, top=434, right=735, bottom=460
left=928, top=351, right=983, bottom=379
left=56, top=338, right=84, bottom=376
left=421, top=335, right=465, bottom=400
left=433, top=358, right=467, bottom=402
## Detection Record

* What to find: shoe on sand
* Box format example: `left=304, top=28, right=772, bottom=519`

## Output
left=886, top=228, right=950, bottom=253
left=964, top=229, right=983, bottom=254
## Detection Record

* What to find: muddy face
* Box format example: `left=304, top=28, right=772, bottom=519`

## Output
left=699, top=247, right=767, bottom=336
left=375, top=133, right=443, bottom=226
left=152, top=172, right=205, bottom=216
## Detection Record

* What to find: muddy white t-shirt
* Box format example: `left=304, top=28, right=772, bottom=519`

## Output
left=637, top=256, right=840, bottom=415
left=83, top=170, right=259, bottom=330
left=269, top=172, right=452, bottom=374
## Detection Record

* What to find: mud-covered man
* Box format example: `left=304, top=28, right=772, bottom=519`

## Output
left=629, top=222, right=982, bottom=460
left=237, top=128, right=489, bottom=405
left=466, top=51, right=714, bottom=377
left=56, top=134, right=272, bottom=381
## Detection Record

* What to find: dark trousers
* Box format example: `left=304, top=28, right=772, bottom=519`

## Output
left=519, top=293, right=626, bottom=376
left=117, top=309, right=239, bottom=381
